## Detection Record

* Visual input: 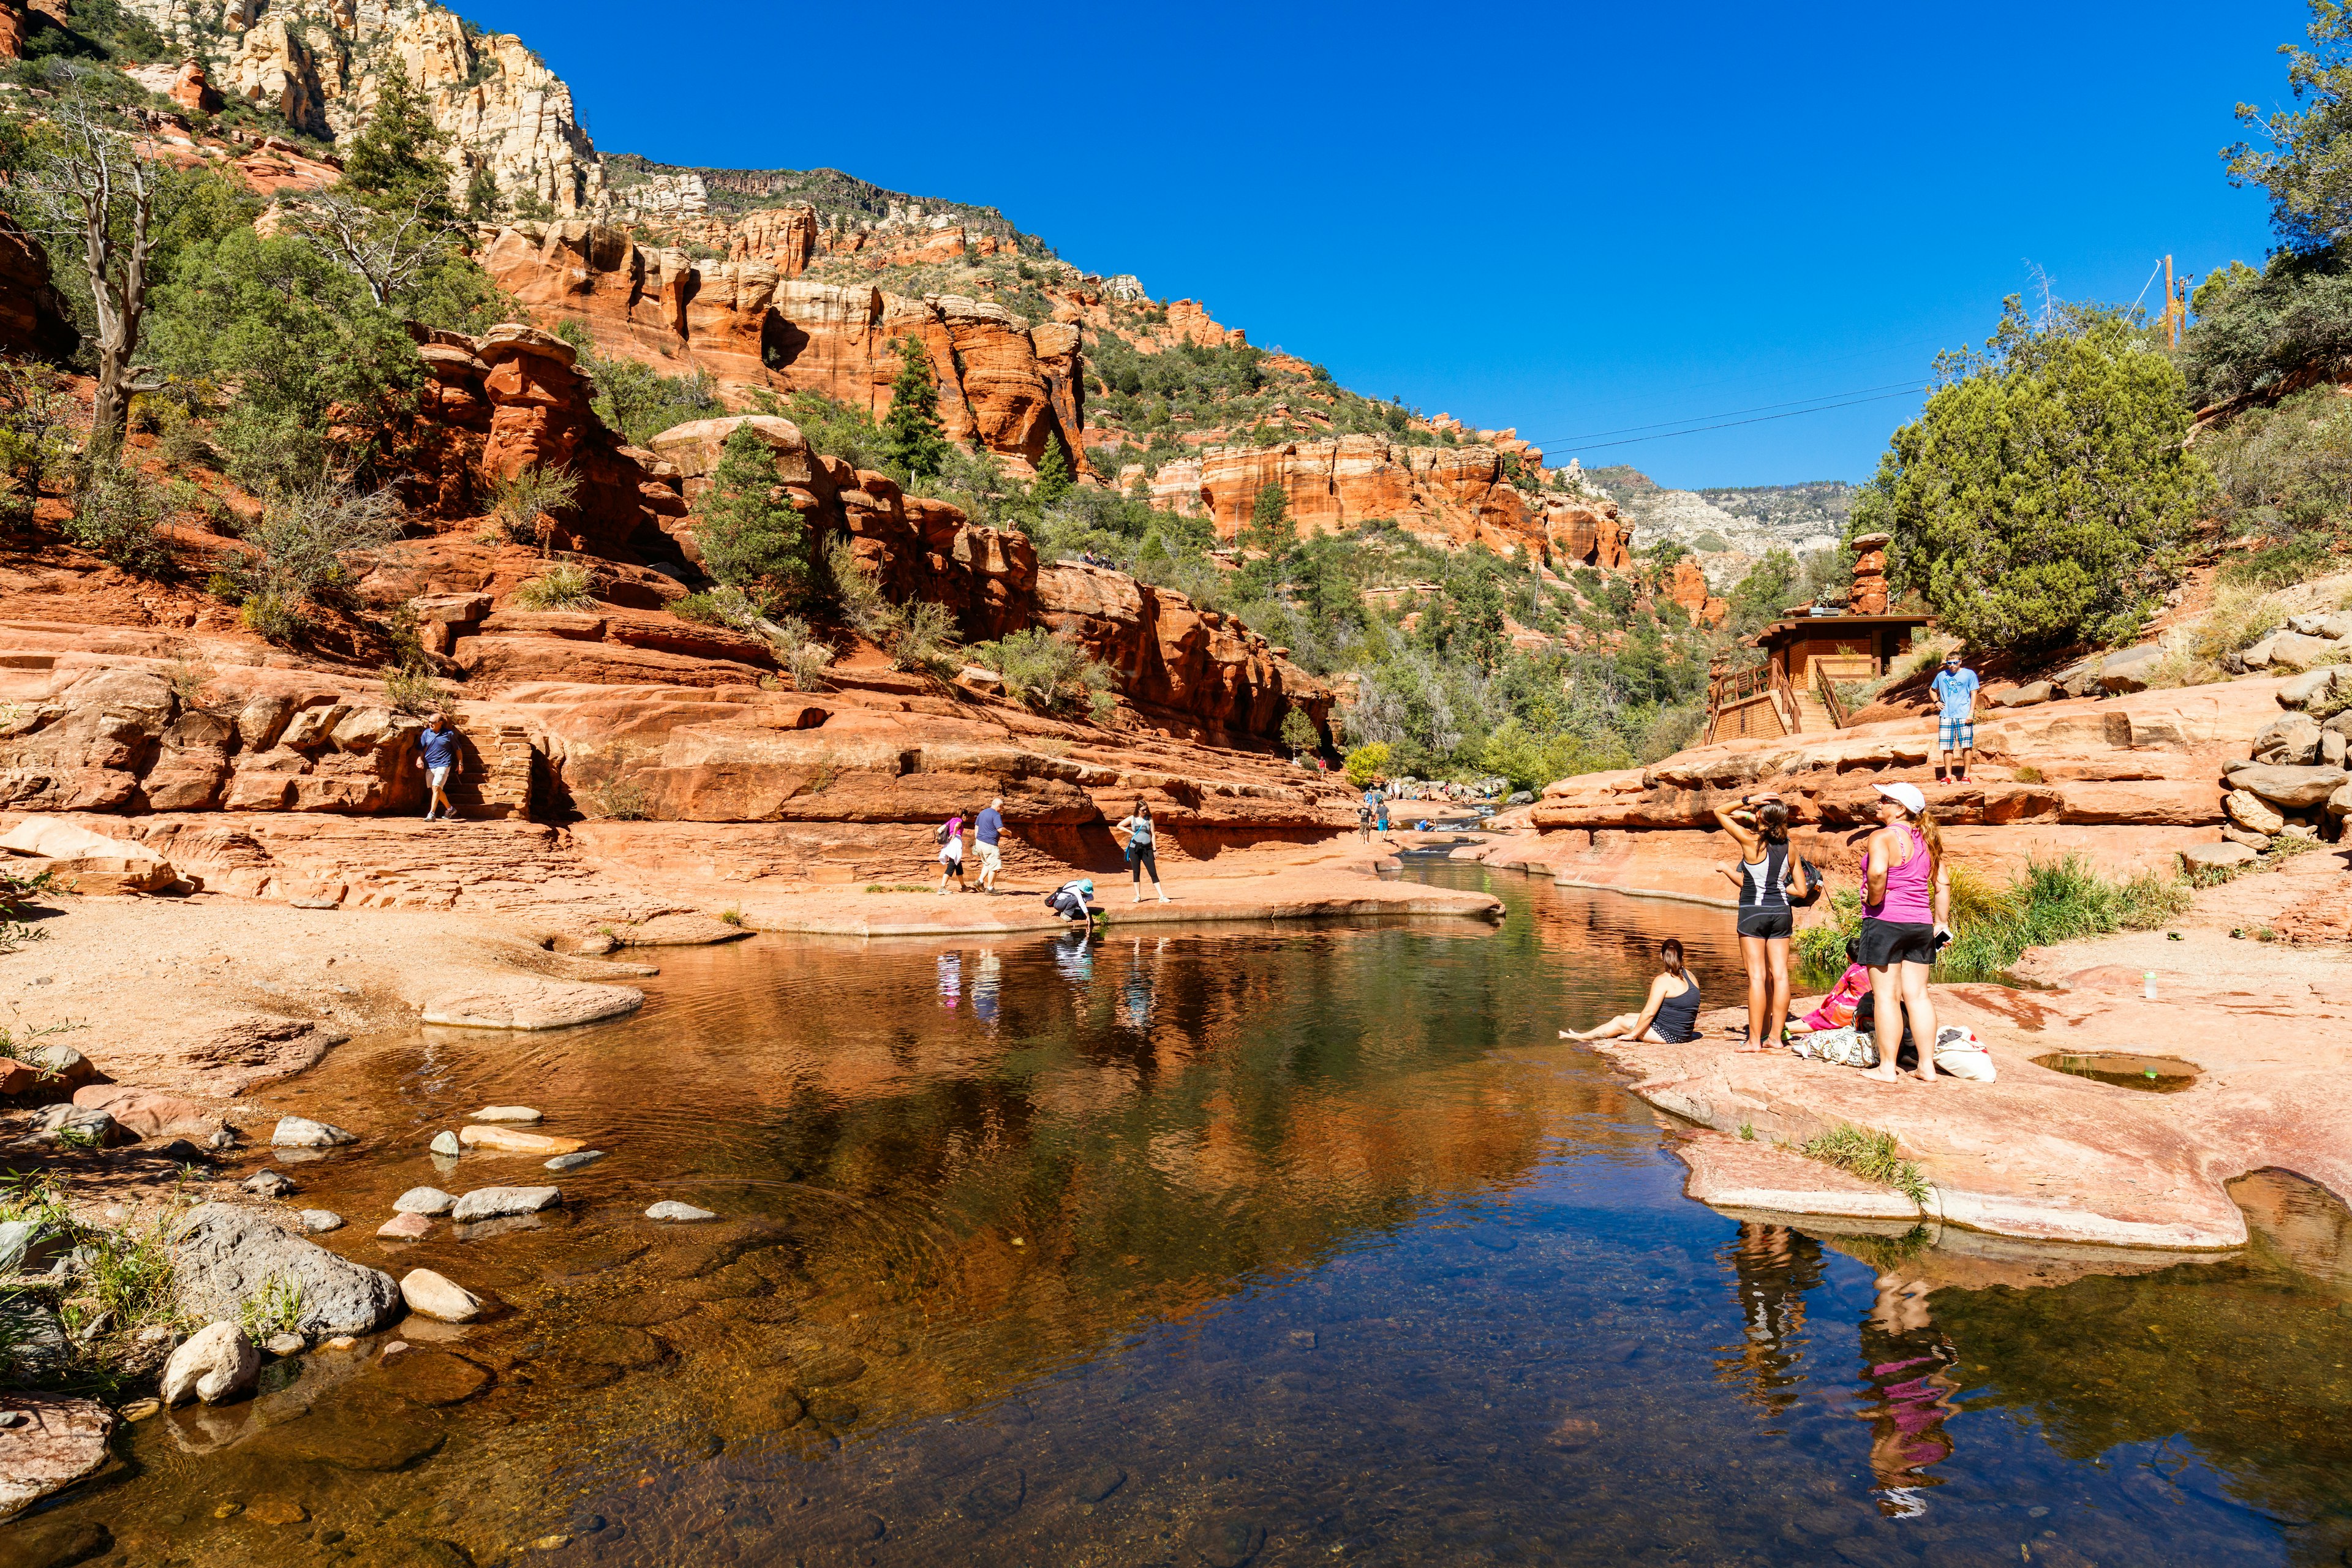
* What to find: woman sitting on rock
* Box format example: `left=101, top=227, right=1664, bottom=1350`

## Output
left=1858, top=783, right=1950, bottom=1084
left=1714, top=791, right=1814, bottom=1053
left=1559, top=938, right=1703, bottom=1044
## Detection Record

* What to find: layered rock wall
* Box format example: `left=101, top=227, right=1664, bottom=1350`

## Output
left=478, top=224, right=1084, bottom=470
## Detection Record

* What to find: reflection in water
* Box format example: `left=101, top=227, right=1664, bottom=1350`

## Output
left=1713, top=1222, right=1825, bottom=1429
left=23, top=864, right=2352, bottom=1567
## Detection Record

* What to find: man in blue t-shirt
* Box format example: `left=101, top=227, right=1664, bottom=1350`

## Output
left=417, top=714, right=461, bottom=821
left=1929, top=650, right=1980, bottom=785
left=973, top=795, right=1005, bottom=893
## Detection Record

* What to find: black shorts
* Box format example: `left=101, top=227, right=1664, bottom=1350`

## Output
left=1858, top=918, right=1937, bottom=969
left=1736, top=907, right=1792, bottom=940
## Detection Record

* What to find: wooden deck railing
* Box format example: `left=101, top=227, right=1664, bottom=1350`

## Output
left=1812, top=659, right=1852, bottom=729
left=1704, top=661, right=1806, bottom=744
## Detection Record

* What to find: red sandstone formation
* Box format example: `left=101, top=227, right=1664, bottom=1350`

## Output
left=1115, top=438, right=1627, bottom=563
left=0, top=214, right=75, bottom=361
left=1849, top=529, right=1891, bottom=614
left=1665, top=558, right=1728, bottom=626
left=477, top=224, right=1085, bottom=473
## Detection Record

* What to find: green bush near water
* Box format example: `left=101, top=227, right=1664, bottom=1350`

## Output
left=1795, top=854, right=2192, bottom=983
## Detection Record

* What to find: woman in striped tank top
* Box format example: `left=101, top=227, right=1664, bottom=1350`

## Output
left=1715, top=791, right=1814, bottom=1054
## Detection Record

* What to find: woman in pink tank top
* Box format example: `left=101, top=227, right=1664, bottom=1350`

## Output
left=1856, top=783, right=1950, bottom=1084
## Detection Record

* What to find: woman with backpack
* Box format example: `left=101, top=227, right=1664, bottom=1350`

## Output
left=1558, top=938, right=1704, bottom=1044
left=1045, top=877, right=1096, bottom=923
left=935, top=812, right=967, bottom=895
left=1714, top=791, right=1814, bottom=1054
left=1113, top=799, right=1170, bottom=904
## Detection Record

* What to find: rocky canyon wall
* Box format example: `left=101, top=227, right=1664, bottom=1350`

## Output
left=478, top=222, right=1085, bottom=472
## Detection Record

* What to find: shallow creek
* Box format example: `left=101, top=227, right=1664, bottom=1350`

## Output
left=46, top=865, right=2352, bottom=1566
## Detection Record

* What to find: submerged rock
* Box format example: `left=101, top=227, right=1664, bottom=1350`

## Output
left=420, top=980, right=643, bottom=1030
left=393, top=1187, right=456, bottom=1216
left=377, top=1212, right=434, bottom=1240
left=645, top=1201, right=716, bottom=1223
left=472, top=1105, right=543, bottom=1123
left=160, top=1322, right=259, bottom=1406
left=545, top=1150, right=605, bottom=1172
left=170, top=1203, right=402, bottom=1335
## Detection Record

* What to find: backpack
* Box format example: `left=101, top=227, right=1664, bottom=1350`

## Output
left=1932, top=1025, right=1997, bottom=1082
left=1790, top=1026, right=1879, bottom=1069
left=935, top=822, right=951, bottom=845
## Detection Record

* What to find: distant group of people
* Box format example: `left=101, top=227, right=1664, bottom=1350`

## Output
left=1357, top=781, right=1390, bottom=841
left=932, top=796, right=1170, bottom=913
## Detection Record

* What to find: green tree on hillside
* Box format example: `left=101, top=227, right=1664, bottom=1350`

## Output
left=1874, top=298, right=2211, bottom=650
left=339, top=73, right=454, bottom=219
left=1033, top=433, right=1072, bottom=504
left=693, top=424, right=809, bottom=606
left=2225, top=0, right=2352, bottom=258
left=881, top=336, right=948, bottom=481
left=1246, top=481, right=1292, bottom=556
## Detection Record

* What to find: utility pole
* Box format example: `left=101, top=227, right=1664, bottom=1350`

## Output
left=2164, top=255, right=2177, bottom=349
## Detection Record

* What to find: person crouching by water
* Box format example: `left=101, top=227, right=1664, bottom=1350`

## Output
left=1558, top=939, right=1703, bottom=1044
left=1859, top=783, right=1949, bottom=1084
left=1114, top=799, right=1170, bottom=904
left=1714, top=791, right=1814, bottom=1054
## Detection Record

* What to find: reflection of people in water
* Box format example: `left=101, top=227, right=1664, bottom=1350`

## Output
left=937, top=951, right=962, bottom=1010
left=1054, top=929, right=1094, bottom=986
left=1118, top=938, right=1157, bottom=1031
left=1854, top=1273, right=1963, bottom=1517
left=1713, top=1223, right=1825, bottom=1428
left=972, top=949, right=1001, bottom=1025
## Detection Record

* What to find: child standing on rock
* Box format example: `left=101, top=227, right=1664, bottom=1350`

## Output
left=935, top=812, right=967, bottom=895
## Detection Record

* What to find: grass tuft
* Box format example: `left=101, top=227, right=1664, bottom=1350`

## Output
left=1796, top=1124, right=1932, bottom=1208
left=1797, top=854, right=2192, bottom=983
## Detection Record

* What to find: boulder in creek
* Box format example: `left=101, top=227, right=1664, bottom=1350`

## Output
left=2179, top=840, right=2260, bottom=871
left=400, top=1268, right=486, bottom=1323
left=429, top=1130, right=461, bottom=1156
left=2223, top=763, right=2350, bottom=809
left=377, top=1212, right=432, bottom=1240
left=170, top=1203, right=402, bottom=1335
left=394, top=1187, right=456, bottom=1216
left=420, top=979, right=643, bottom=1030
left=545, top=1150, right=605, bottom=1172
left=299, top=1210, right=344, bottom=1233
left=243, top=1169, right=296, bottom=1198
left=472, top=1106, right=542, bottom=1123
left=645, top=1201, right=716, bottom=1222
left=458, top=1125, right=583, bottom=1155
left=159, top=1321, right=259, bottom=1406
left=449, top=1186, right=562, bottom=1223
left=0, top=1396, right=116, bottom=1521
left=271, top=1116, right=356, bottom=1148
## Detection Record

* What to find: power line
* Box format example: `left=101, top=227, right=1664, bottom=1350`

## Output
left=1553, top=387, right=1928, bottom=454
left=1519, top=380, right=1928, bottom=447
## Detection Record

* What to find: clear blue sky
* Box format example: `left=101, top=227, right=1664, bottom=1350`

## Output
left=470, top=0, right=2304, bottom=489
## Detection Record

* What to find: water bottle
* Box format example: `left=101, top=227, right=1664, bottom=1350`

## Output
left=2143, top=971, right=2157, bottom=1001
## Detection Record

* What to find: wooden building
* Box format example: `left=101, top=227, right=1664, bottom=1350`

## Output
left=1703, top=611, right=1935, bottom=744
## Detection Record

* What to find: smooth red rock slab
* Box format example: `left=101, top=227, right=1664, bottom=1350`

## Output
left=377, top=1212, right=433, bottom=1240
left=0, top=1395, right=115, bottom=1520
left=456, top=1125, right=584, bottom=1156
left=1671, top=1129, right=1920, bottom=1219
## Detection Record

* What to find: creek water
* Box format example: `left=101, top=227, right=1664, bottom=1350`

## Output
left=49, top=864, right=2352, bottom=1567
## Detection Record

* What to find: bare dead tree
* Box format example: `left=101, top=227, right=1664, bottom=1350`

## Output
left=285, top=188, right=456, bottom=309
left=10, top=86, right=188, bottom=456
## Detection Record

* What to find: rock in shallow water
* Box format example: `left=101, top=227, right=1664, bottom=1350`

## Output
left=450, top=1186, right=561, bottom=1223
left=420, top=979, right=643, bottom=1030
left=242, top=1169, right=297, bottom=1198
left=263, top=1332, right=306, bottom=1357
left=393, top=1187, right=456, bottom=1216
left=160, top=1321, right=259, bottom=1406
left=458, top=1125, right=582, bottom=1155
left=299, top=1209, right=343, bottom=1233
left=271, top=1117, right=356, bottom=1148
left=544, top=1150, right=605, bottom=1172
left=428, top=1131, right=461, bottom=1156
left=377, top=1212, right=433, bottom=1240
left=171, top=1203, right=402, bottom=1336
left=400, top=1268, right=486, bottom=1324
left=472, top=1105, right=542, bottom=1123
left=646, top=1201, right=716, bottom=1223
left=0, top=1398, right=116, bottom=1523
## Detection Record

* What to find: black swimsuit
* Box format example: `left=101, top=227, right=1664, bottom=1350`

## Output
left=1736, top=841, right=1794, bottom=940
left=1650, top=974, right=1702, bottom=1043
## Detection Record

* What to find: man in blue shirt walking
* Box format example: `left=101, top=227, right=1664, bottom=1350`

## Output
left=1929, top=650, right=1979, bottom=785
left=418, top=713, right=461, bottom=821
left=973, top=795, right=1005, bottom=893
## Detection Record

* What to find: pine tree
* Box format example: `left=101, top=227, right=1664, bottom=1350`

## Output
left=339, top=74, right=454, bottom=221
left=880, top=336, right=949, bottom=481
left=1033, top=433, right=1072, bottom=505
left=693, top=424, right=809, bottom=605
left=1247, top=481, right=1291, bottom=556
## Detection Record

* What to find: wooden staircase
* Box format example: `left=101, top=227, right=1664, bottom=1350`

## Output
left=1792, top=688, right=1836, bottom=734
